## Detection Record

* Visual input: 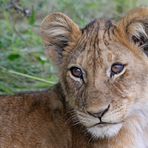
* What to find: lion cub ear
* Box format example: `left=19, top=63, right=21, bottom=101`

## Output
left=117, top=7, right=148, bottom=56
left=40, top=12, right=81, bottom=65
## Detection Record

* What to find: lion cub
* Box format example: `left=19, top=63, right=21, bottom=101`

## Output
left=0, top=7, right=148, bottom=148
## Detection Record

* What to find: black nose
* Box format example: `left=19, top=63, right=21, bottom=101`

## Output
left=87, top=105, right=110, bottom=118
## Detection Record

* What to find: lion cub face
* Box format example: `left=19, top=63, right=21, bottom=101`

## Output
left=41, top=8, right=148, bottom=139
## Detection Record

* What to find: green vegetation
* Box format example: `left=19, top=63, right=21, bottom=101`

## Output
left=0, top=0, right=147, bottom=95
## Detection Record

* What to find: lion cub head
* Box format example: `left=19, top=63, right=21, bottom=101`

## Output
left=40, top=8, right=148, bottom=139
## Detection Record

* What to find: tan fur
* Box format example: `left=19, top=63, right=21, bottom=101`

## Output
left=0, top=7, right=148, bottom=147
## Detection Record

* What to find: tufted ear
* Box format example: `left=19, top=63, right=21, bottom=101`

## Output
left=40, top=12, right=81, bottom=65
left=117, top=7, right=148, bottom=56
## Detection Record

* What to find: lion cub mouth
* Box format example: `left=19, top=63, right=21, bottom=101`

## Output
left=76, top=111, right=123, bottom=139
left=88, top=121, right=120, bottom=128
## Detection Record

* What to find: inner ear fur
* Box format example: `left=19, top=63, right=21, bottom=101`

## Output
left=117, top=7, right=148, bottom=56
left=40, top=12, right=81, bottom=64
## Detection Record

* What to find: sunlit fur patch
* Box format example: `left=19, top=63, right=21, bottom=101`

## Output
left=87, top=123, right=122, bottom=139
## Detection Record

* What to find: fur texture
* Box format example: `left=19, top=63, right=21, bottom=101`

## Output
left=0, top=7, right=148, bottom=148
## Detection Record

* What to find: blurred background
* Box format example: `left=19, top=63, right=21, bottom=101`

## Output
left=0, top=0, right=147, bottom=95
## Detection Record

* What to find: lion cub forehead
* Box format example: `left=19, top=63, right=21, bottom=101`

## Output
left=72, top=19, right=116, bottom=66
left=82, top=19, right=114, bottom=31
left=79, top=18, right=116, bottom=49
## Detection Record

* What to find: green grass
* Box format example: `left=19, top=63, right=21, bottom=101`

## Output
left=0, top=0, right=147, bottom=95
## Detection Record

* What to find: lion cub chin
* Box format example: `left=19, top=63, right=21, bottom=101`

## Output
left=87, top=123, right=122, bottom=139
left=0, top=7, right=148, bottom=148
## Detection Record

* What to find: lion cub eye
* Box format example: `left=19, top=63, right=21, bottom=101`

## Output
left=111, top=63, right=125, bottom=76
left=69, top=67, right=83, bottom=79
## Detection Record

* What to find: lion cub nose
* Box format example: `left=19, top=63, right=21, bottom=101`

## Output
left=87, top=105, right=110, bottom=118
